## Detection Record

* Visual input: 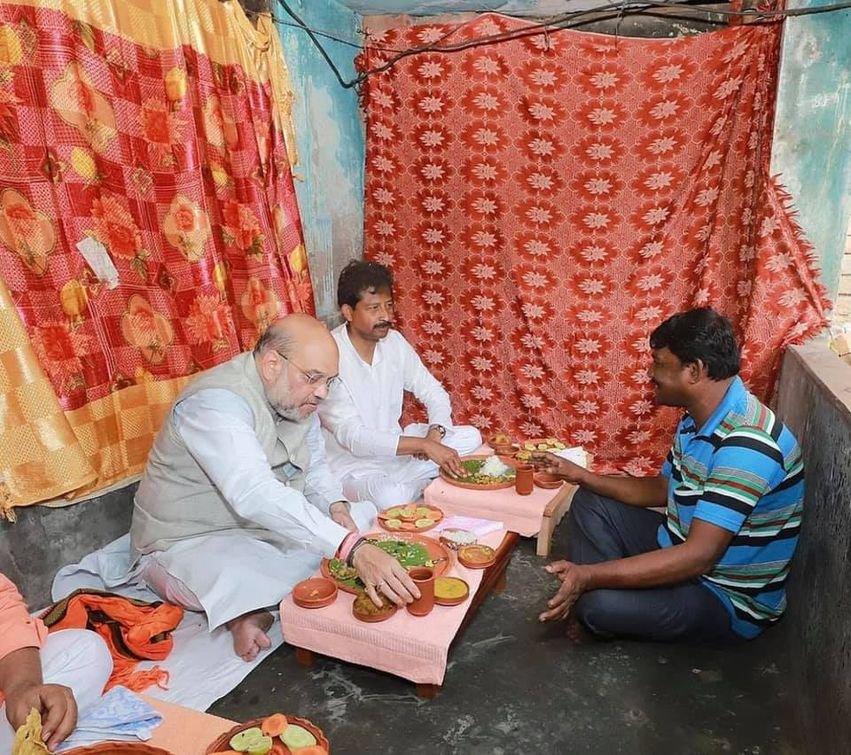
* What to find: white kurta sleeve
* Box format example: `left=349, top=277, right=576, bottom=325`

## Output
left=302, top=414, right=346, bottom=514
left=318, top=381, right=401, bottom=458
left=401, top=337, right=453, bottom=428
left=174, top=389, right=349, bottom=558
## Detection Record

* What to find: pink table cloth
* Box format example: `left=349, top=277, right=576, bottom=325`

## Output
left=424, top=476, right=563, bottom=538
left=279, top=528, right=507, bottom=686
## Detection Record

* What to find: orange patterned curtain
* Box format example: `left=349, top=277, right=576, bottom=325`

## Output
left=359, top=16, right=829, bottom=475
left=0, top=0, right=314, bottom=517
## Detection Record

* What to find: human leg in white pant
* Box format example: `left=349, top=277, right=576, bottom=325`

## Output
left=0, top=629, right=112, bottom=751
left=342, top=423, right=483, bottom=510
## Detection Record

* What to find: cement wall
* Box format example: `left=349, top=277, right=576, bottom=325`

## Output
left=771, top=0, right=851, bottom=300
left=277, top=0, right=365, bottom=323
left=775, top=342, right=851, bottom=752
left=0, top=484, right=136, bottom=608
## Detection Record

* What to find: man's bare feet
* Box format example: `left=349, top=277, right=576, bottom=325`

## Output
left=226, top=610, right=274, bottom=661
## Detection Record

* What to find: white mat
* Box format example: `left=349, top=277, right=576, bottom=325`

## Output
left=52, top=535, right=296, bottom=712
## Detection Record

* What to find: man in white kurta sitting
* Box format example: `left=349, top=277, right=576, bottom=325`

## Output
left=131, top=314, right=419, bottom=662
left=318, top=260, right=482, bottom=510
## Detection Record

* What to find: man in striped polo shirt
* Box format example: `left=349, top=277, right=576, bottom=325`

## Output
left=532, top=307, right=804, bottom=642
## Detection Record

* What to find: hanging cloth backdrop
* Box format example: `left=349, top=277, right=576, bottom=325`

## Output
left=358, top=15, right=829, bottom=473
left=0, top=0, right=313, bottom=517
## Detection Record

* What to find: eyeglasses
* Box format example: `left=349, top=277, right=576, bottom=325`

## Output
left=276, top=351, right=339, bottom=390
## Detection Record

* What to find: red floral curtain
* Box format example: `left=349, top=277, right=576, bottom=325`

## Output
left=359, top=15, right=829, bottom=473
left=0, top=0, right=313, bottom=515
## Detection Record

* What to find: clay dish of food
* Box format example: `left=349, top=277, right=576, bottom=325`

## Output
left=292, top=577, right=338, bottom=609
left=457, top=544, right=497, bottom=570
left=534, top=472, right=564, bottom=490
left=352, top=592, right=398, bottom=623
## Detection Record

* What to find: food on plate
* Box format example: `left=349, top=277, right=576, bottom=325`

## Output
left=281, top=723, right=319, bottom=750
left=262, top=714, right=288, bottom=737
left=438, top=528, right=477, bottom=549
left=435, top=576, right=469, bottom=601
left=447, top=456, right=515, bottom=485
left=327, top=558, right=358, bottom=582
left=230, top=727, right=272, bottom=754
left=380, top=504, right=443, bottom=531
left=353, top=591, right=394, bottom=616
left=458, top=543, right=497, bottom=568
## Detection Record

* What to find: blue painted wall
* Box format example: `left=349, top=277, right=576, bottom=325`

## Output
left=276, top=0, right=365, bottom=321
left=772, top=2, right=851, bottom=300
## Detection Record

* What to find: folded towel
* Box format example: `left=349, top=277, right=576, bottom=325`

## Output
left=56, top=686, right=163, bottom=752
left=434, top=515, right=504, bottom=537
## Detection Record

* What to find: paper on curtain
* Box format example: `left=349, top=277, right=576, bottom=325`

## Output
left=76, top=237, right=119, bottom=289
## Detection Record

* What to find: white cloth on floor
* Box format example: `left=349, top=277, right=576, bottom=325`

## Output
left=136, top=499, right=377, bottom=629
left=0, top=629, right=113, bottom=752
left=52, top=535, right=285, bottom=712
left=55, top=686, right=162, bottom=752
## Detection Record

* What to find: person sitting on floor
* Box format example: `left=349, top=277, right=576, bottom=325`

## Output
left=0, top=573, right=112, bottom=751
left=318, top=260, right=482, bottom=510
left=131, top=314, right=419, bottom=662
left=533, top=307, right=804, bottom=643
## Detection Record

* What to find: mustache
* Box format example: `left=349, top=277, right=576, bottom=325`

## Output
left=374, top=322, right=392, bottom=329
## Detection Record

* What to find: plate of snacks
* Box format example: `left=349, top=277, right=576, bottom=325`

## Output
left=378, top=503, right=444, bottom=532
left=514, top=437, right=568, bottom=462
left=321, top=532, right=452, bottom=594
left=440, top=455, right=515, bottom=490
left=206, top=713, right=329, bottom=754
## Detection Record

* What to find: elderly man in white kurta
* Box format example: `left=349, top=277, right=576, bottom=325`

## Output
left=131, top=314, right=419, bottom=661
left=319, top=260, right=481, bottom=510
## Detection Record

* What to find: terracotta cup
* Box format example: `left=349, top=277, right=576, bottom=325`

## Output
left=406, top=567, right=435, bottom=616
left=515, top=464, right=534, bottom=496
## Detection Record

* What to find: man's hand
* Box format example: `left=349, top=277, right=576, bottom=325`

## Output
left=530, top=452, right=587, bottom=485
left=5, top=682, right=78, bottom=750
left=329, top=501, right=357, bottom=532
left=538, top=560, right=591, bottom=623
left=352, top=543, right=420, bottom=608
left=421, top=439, right=465, bottom=477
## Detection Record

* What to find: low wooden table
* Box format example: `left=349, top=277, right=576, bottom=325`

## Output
left=284, top=531, right=519, bottom=699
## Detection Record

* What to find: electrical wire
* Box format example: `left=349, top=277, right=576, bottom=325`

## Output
left=269, top=0, right=851, bottom=89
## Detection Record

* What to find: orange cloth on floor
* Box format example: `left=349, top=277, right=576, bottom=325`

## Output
left=40, top=590, right=183, bottom=693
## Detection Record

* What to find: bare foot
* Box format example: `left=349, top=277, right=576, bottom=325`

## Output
left=226, top=610, right=273, bottom=661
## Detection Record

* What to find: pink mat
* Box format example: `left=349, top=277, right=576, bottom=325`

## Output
left=143, top=696, right=235, bottom=754
left=424, top=476, right=559, bottom=537
left=279, top=529, right=507, bottom=686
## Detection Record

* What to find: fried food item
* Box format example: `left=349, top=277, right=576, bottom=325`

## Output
left=353, top=591, right=394, bottom=616
left=12, top=709, right=50, bottom=755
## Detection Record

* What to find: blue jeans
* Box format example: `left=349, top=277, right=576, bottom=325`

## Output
left=567, top=489, right=738, bottom=643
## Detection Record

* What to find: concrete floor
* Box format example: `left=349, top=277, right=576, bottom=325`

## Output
left=209, top=530, right=801, bottom=755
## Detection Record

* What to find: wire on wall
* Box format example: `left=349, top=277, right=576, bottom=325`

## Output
left=267, top=0, right=851, bottom=89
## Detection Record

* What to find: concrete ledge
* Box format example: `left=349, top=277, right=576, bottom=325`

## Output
left=775, top=342, right=851, bottom=752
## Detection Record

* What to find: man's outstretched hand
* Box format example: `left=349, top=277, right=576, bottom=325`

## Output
left=538, top=560, right=590, bottom=623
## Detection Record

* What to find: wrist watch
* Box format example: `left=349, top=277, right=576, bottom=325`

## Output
left=428, top=424, right=447, bottom=439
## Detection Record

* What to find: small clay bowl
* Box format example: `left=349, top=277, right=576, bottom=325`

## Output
left=458, top=544, right=497, bottom=569
left=439, top=528, right=478, bottom=551
left=534, top=472, right=564, bottom=490
left=434, top=576, right=470, bottom=606
left=352, top=593, right=397, bottom=623
left=292, top=577, right=338, bottom=609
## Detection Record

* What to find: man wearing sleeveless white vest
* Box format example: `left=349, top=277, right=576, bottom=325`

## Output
left=319, top=261, right=482, bottom=510
left=131, top=314, right=419, bottom=661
